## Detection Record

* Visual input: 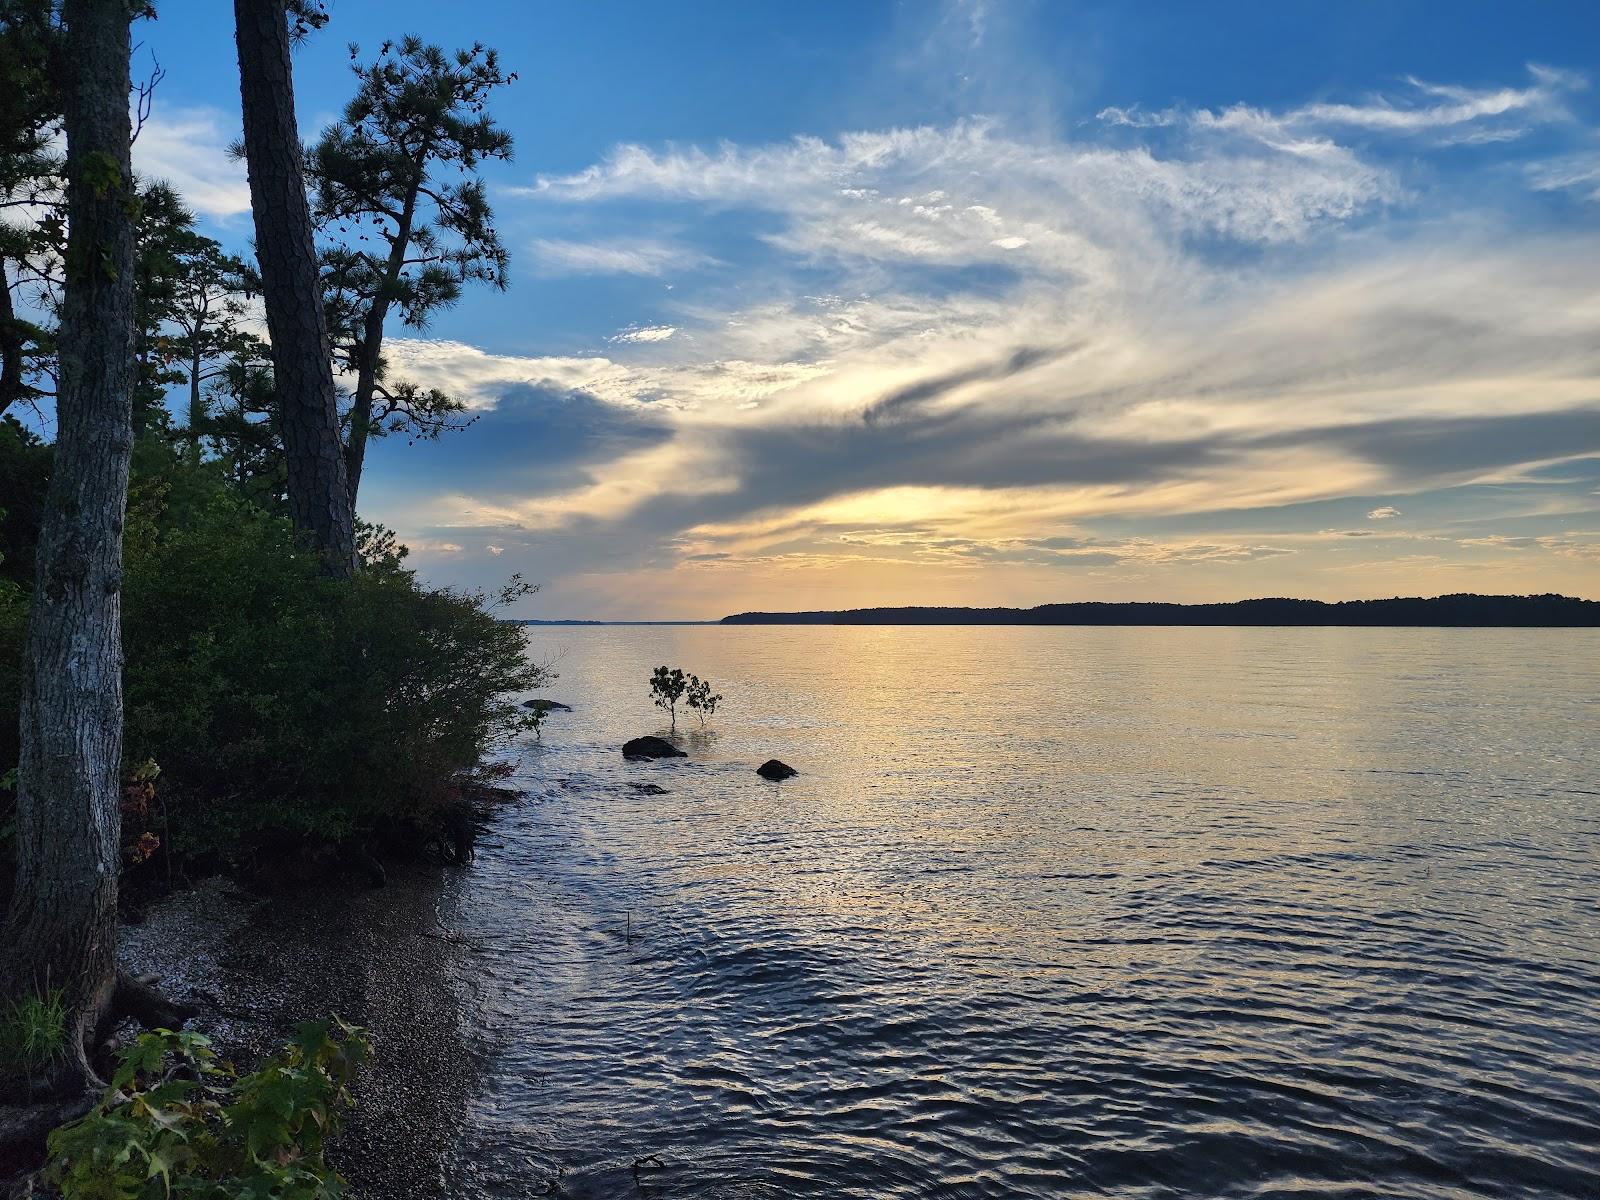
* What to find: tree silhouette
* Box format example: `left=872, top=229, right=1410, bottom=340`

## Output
left=310, top=36, right=514, bottom=507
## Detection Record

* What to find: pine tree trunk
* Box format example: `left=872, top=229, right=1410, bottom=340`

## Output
left=233, top=0, right=356, bottom=576
left=343, top=174, right=421, bottom=509
left=0, top=0, right=134, bottom=1078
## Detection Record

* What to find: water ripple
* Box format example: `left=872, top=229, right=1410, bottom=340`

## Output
left=442, top=626, right=1600, bottom=1199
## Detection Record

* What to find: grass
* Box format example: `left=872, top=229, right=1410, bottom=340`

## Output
left=0, top=988, right=69, bottom=1081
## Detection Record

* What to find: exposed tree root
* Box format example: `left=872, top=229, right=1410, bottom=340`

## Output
left=105, top=971, right=198, bottom=1035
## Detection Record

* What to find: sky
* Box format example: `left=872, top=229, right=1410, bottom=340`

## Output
left=129, top=0, right=1600, bottom=618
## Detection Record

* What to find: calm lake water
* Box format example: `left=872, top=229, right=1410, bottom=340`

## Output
left=441, top=626, right=1600, bottom=1199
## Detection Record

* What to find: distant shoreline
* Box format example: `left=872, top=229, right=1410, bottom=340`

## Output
left=720, top=594, right=1600, bottom=628
left=508, top=620, right=718, bottom=626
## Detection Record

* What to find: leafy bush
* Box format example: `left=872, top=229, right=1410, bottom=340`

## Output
left=45, top=1020, right=369, bottom=1199
left=0, top=456, right=546, bottom=874
left=115, top=476, right=546, bottom=864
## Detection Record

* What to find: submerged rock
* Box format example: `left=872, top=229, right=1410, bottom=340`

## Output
left=628, top=782, right=671, bottom=796
left=757, top=759, right=798, bottom=781
left=522, top=698, right=573, bottom=712
left=623, top=735, right=687, bottom=760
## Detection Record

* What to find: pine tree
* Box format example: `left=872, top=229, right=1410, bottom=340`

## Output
left=233, top=0, right=356, bottom=575
left=310, top=36, right=513, bottom=506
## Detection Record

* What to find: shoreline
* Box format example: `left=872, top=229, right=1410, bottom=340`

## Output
left=119, top=862, right=479, bottom=1199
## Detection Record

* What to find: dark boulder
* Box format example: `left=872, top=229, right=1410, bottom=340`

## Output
left=523, top=698, right=573, bottom=712
left=623, top=735, right=687, bottom=760
left=628, top=782, right=671, bottom=796
left=756, top=759, right=798, bottom=781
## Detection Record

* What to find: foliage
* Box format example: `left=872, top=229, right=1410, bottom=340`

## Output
left=0, top=986, right=66, bottom=1085
left=685, top=675, right=722, bottom=727
left=310, top=36, right=515, bottom=499
left=648, top=666, right=688, bottom=731
left=0, top=413, right=49, bottom=588
left=111, top=465, right=547, bottom=863
left=0, top=446, right=547, bottom=872
left=0, top=0, right=64, bottom=418
left=44, top=1020, right=370, bottom=1199
left=649, top=667, right=722, bottom=730
left=200, top=340, right=289, bottom=513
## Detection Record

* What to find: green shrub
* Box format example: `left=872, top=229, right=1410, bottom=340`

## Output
left=116, top=476, right=545, bottom=864
left=45, top=1020, right=369, bottom=1199
left=0, top=450, right=546, bottom=874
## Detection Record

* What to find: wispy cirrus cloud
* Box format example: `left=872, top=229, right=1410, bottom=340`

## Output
left=530, top=237, right=716, bottom=277
left=1527, top=150, right=1600, bottom=201
left=1098, top=65, right=1583, bottom=144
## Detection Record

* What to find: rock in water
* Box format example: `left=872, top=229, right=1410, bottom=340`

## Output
left=623, top=735, right=687, bottom=760
left=757, top=759, right=798, bottom=781
left=522, top=698, right=573, bottom=712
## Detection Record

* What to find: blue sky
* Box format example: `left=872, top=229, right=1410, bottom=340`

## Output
left=131, top=1, right=1600, bottom=616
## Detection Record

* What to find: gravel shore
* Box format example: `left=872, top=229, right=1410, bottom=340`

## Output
left=121, top=861, right=477, bottom=1199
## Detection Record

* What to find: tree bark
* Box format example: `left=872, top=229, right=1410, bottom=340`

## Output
left=0, top=0, right=135, bottom=1085
left=233, top=0, right=355, bottom=575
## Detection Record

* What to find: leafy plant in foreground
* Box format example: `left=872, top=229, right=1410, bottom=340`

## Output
left=45, top=1019, right=370, bottom=1199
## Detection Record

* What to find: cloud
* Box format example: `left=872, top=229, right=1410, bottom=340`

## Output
left=369, top=64, right=1600, bottom=614
left=1099, top=65, right=1582, bottom=145
left=133, top=105, right=250, bottom=220
left=382, top=337, right=831, bottom=413
left=609, top=325, right=678, bottom=344
left=530, top=117, right=1398, bottom=253
left=1527, top=152, right=1600, bottom=201
left=531, top=237, right=714, bottom=276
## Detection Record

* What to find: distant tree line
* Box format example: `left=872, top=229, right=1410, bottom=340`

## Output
left=722, top=594, right=1600, bottom=627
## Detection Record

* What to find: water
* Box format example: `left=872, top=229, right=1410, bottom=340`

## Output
left=442, top=626, right=1600, bottom=1199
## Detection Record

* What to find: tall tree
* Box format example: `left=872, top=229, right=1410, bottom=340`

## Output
left=311, top=36, right=513, bottom=507
left=233, top=0, right=355, bottom=575
left=167, top=233, right=253, bottom=465
left=0, top=0, right=136, bottom=1087
left=126, top=182, right=255, bottom=459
